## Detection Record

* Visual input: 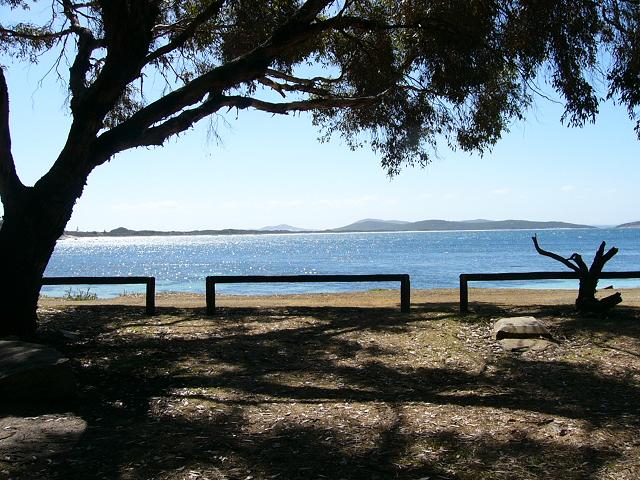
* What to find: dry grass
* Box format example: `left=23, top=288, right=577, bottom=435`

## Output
left=2, top=289, right=640, bottom=479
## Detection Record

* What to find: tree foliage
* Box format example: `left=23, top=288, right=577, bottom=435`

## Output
left=1, top=0, right=638, bottom=179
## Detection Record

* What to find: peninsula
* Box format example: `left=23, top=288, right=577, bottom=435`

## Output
left=62, top=218, right=603, bottom=237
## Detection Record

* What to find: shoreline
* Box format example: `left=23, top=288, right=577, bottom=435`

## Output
left=38, top=287, right=640, bottom=309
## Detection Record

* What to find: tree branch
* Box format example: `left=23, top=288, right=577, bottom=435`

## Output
left=265, top=68, right=344, bottom=85
left=93, top=89, right=387, bottom=157
left=216, top=92, right=386, bottom=115
left=0, top=68, right=24, bottom=201
left=589, top=240, right=618, bottom=275
left=90, top=0, right=340, bottom=162
left=292, top=0, right=335, bottom=24
left=257, top=76, right=332, bottom=97
left=0, top=26, right=73, bottom=42
left=145, top=0, right=226, bottom=65
left=568, top=253, right=590, bottom=274
left=532, top=234, right=581, bottom=272
left=62, top=0, right=102, bottom=109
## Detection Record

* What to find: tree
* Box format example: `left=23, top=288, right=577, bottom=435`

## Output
left=532, top=235, right=622, bottom=312
left=0, top=0, right=638, bottom=337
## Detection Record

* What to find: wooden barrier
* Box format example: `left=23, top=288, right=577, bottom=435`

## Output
left=206, top=274, right=411, bottom=314
left=459, top=271, right=640, bottom=313
left=42, top=276, right=156, bottom=315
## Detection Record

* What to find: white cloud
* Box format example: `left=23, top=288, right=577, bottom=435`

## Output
left=490, top=188, right=511, bottom=196
left=560, top=185, right=576, bottom=192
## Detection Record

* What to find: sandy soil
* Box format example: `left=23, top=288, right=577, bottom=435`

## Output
left=38, top=286, right=640, bottom=310
left=2, top=288, right=637, bottom=480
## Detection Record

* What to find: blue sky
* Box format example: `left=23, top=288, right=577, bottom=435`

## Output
left=2, top=53, right=639, bottom=231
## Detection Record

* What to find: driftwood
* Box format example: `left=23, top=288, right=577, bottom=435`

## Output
left=532, top=235, right=622, bottom=312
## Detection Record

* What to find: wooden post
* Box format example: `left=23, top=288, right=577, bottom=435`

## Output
left=206, top=277, right=216, bottom=315
left=400, top=275, right=411, bottom=313
left=145, top=277, right=155, bottom=315
left=459, top=274, right=468, bottom=314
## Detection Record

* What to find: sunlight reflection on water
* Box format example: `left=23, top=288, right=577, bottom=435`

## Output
left=42, top=229, right=640, bottom=297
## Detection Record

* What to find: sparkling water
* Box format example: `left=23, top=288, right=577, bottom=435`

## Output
left=42, top=229, right=640, bottom=298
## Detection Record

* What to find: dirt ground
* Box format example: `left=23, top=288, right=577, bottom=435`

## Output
left=2, top=288, right=639, bottom=479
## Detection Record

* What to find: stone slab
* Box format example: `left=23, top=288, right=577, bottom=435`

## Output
left=493, top=316, right=552, bottom=341
left=0, top=340, right=77, bottom=402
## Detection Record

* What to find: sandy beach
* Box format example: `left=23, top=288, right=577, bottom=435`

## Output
left=38, top=286, right=640, bottom=310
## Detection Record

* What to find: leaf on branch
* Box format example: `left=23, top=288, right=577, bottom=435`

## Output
left=103, top=84, right=146, bottom=129
left=0, top=23, right=69, bottom=61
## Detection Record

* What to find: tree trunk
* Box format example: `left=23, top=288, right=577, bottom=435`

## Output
left=575, top=274, right=600, bottom=312
left=0, top=186, right=76, bottom=338
left=532, top=235, right=622, bottom=313
left=576, top=275, right=622, bottom=312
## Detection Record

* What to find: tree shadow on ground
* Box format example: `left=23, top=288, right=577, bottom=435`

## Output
left=557, top=307, right=640, bottom=337
left=413, top=300, right=640, bottom=334
left=36, top=409, right=619, bottom=480
left=411, top=298, right=584, bottom=318
left=12, top=304, right=639, bottom=479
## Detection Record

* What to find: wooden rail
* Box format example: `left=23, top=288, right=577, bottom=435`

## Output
left=206, top=274, right=411, bottom=314
left=459, top=271, right=640, bottom=313
left=42, top=276, right=156, bottom=315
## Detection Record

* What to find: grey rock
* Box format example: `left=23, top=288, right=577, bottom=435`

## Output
left=493, top=317, right=553, bottom=352
left=0, top=340, right=77, bottom=402
left=493, top=316, right=552, bottom=340
left=498, top=338, right=553, bottom=352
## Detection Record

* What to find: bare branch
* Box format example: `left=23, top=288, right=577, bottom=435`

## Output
left=568, top=253, right=590, bottom=274
left=589, top=240, right=619, bottom=275
left=601, top=246, right=619, bottom=264
left=532, top=234, right=581, bottom=272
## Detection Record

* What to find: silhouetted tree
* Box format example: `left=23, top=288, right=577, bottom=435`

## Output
left=532, top=235, right=622, bottom=312
left=1, top=1, right=639, bottom=336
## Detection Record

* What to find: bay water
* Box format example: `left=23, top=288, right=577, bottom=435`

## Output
left=42, top=228, right=640, bottom=298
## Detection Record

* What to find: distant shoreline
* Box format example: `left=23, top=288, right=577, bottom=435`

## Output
left=62, top=222, right=622, bottom=239
left=62, top=227, right=600, bottom=239
left=60, top=218, right=640, bottom=238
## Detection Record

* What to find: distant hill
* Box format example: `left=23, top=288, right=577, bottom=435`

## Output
left=62, top=218, right=596, bottom=238
left=332, top=219, right=412, bottom=232
left=332, top=218, right=595, bottom=232
left=617, top=221, right=640, bottom=228
left=65, top=227, right=270, bottom=237
left=259, top=224, right=310, bottom=232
